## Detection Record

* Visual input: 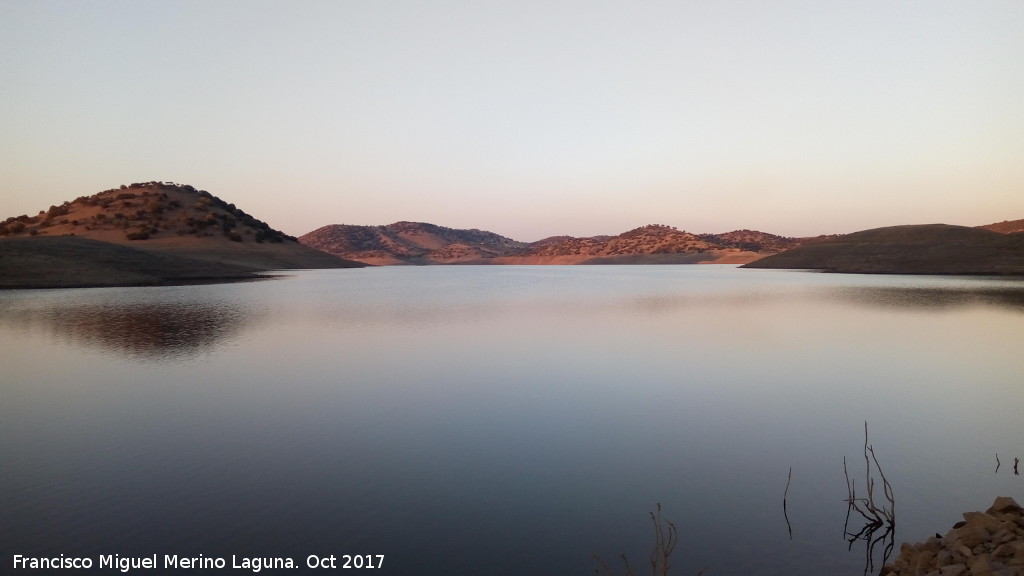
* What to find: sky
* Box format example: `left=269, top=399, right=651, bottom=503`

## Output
left=2, top=0, right=1023, bottom=241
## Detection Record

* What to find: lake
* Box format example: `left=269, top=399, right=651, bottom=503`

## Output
left=1, top=265, right=1022, bottom=575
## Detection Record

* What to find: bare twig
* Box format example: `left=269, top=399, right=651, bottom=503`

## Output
left=594, top=504, right=705, bottom=576
left=843, top=422, right=896, bottom=576
left=783, top=466, right=793, bottom=539
left=844, top=422, right=894, bottom=529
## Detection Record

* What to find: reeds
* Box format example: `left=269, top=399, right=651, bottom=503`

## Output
left=843, top=421, right=895, bottom=574
left=594, top=503, right=706, bottom=576
left=844, top=421, right=895, bottom=528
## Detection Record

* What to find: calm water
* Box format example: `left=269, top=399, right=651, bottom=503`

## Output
left=2, top=266, right=1022, bottom=575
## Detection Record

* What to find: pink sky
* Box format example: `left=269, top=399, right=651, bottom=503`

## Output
left=3, top=1, right=1022, bottom=241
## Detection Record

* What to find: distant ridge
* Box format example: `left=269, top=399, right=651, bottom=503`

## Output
left=0, top=182, right=363, bottom=288
left=742, top=224, right=1024, bottom=275
left=300, top=222, right=800, bottom=265
left=299, top=221, right=528, bottom=265
left=979, top=218, right=1024, bottom=234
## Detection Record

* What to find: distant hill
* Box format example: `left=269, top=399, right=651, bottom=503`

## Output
left=742, top=224, right=1024, bottom=275
left=0, top=182, right=363, bottom=288
left=299, top=221, right=528, bottom=265
left=300, top=222, right=800, bottom=265
left=979, top=219, right=1024, bottom=234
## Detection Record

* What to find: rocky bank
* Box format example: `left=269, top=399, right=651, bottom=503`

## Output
left=881, top=497, right=1024, bottom=576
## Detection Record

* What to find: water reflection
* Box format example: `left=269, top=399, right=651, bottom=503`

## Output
left=619, top=281, right=1024, bottom=317
left=844, top=518, right=895, bottom=576
left=0, top=299, right=250, bottom=361
left=829, top=285, right=1024, bottom=312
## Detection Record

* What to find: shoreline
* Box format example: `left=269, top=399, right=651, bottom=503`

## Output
left=882, top=497, right=1024, bottom=576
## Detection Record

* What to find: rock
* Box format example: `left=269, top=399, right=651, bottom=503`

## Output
left=988, top=497, right=1022, bottom=515
left=938, top=564, right=967, bottom=576
left=965, top=511, right=1007, bottom=533
left=881, top=497, right=1024, bottom=576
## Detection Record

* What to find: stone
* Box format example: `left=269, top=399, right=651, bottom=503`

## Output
left=987, top=497, right=1022, bottom=515
left=954, top=525, right=992, bottom=549
left=968, top=555, right=995, bottom=576
left=965, top=511, right=1006, bottom=533
left=993, top=542, right=1017, bottom=558
left=937, top=564, right=967, bottom=576
left=879, top=497, right=1024, bottom=576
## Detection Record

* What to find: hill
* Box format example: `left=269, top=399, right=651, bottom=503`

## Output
left=980, top=218, right=1024, bottom=234
left=741, top=224, right=1024, bottom=275
left=300, top=222, right=799, bottom=265
left=0, top=236, right=264, bottom=288
left=299, top=221, right=528, bottom=265
left=0, top=182, right=363, bottom=288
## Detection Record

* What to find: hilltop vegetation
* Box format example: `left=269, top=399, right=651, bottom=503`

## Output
left=2, top=181, right=294, bottom=244
left=979, top=218, right=1024, bottom=234
left=300, top=221, right=528, bottom=265
left=0, top=182, right=362, bottom=288
left=300, top=222, right=800, bottom=265
left=5, top=181, right=1021, bottom=281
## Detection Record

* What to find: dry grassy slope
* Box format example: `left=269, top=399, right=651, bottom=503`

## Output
left=742, top=224, right=1024, bottom=274
left=0, top=236, right=261, bottom=288
left=0, top=182, right=364, bottom=276
left=300, top=221, right=529, bottom=265
left=521, top=225, right=798, bottom=259
left=980, top=219, right=1024, bottom=234
left=301, top=222, right=798, bottom=265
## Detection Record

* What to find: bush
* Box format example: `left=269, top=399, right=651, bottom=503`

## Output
left=47, top=204, right=70, bottom=218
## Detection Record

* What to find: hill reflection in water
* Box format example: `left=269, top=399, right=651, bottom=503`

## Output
left=2, top=267, right=1024, bottom=576
left=829, top=284, right=1024, bottom=312
left=0, top=293, right=252, bottom=361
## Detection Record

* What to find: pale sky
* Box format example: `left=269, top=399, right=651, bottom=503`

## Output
left=2, top=1, right=1022, bottom=241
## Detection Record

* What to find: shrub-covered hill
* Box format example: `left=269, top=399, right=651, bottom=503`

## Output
left=3, top=181, right=297, bottom=244
left=300, top=221, right=528, bottom=265
left=0, top=182, right=363, bottom=287
left=980, top=218, right=1024, bottom=234
left=300, top=222, right=800, bottom=265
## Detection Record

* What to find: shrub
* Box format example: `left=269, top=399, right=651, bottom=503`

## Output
left=47, top=204, right=70, bottom=218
